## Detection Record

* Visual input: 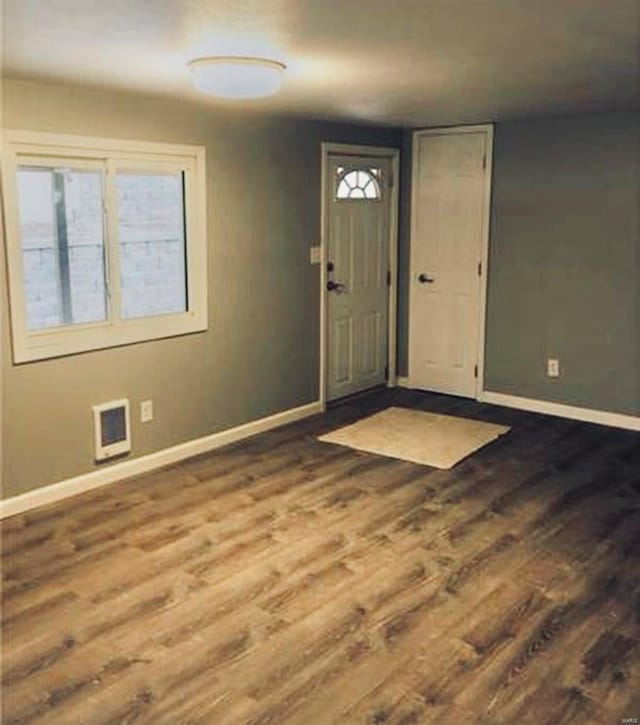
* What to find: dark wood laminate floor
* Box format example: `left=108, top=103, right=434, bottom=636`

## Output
left=2, top=389, right=640, bottom=725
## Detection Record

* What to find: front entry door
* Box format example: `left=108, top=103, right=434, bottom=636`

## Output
left=408, top=127, right=492, bottom=398
left=326, top=154, right=392, bottom=401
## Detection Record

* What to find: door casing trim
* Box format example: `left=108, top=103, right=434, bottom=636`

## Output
left=320, top=143, right=400, bottom=409
left=408, top=124, right=494, bottom=400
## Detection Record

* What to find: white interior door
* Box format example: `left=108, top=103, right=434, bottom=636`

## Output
left=408, top=127, right=492, bottom=398
left=326, top=155, right=392, bottom=401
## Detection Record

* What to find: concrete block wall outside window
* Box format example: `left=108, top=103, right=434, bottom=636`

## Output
left=117, top=173, right=186, bottom=320
left=20, top=168, right=107, bottom=329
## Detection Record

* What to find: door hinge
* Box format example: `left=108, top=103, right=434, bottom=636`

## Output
left=474, top=364, right=478, bottom=378
left=388, top=171, right=394, bottom=189
left=482, top=154, right=487, bottom=170
left=478, top=261, right=482, bottom=276
left=384, top=364, right=389, bottom=380
left=386, top=269, right=392, bottom=286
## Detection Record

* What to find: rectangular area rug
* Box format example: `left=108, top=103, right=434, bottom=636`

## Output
left=318, top=406, right=510, bottom=469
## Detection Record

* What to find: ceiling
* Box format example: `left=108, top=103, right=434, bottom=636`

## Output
left=2, top=0, right=639, bottom=127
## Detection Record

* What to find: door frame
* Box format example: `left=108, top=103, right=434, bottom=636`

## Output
left=408, top=124, right=494, bottom=400
left=319, top=142, right=400, bottom=410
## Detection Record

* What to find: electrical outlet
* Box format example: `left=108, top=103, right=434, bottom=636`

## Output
left=140, top=400, right=153, bottom=423
left=547, top=358, right=560, bottom=378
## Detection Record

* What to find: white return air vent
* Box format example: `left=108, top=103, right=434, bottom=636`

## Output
left=92, top=399, right=131, bottom=461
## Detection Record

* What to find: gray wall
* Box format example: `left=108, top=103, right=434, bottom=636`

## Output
left=1, top=78, right=401, bottom=498
left=397, top=112, right=639, bottom=417
left=485, top=112, right=639, bottom=416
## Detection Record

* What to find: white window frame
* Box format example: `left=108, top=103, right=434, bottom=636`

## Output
left=1, top=130, right=208, bottom=363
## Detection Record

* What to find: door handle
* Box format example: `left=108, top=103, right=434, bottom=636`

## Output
left=327, top=280, right=346, bottom=293
left=418, top=273, right=435, bottom=284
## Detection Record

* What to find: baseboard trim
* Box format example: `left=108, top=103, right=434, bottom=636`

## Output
left=481, top=391, right=640, bottom=431
left=1, top=400, right=323, bottom=519
left=396, top=376, right=411, bottom=389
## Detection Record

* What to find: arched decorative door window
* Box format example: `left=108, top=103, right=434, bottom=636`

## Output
left=335, top=166, right=381, bottom=200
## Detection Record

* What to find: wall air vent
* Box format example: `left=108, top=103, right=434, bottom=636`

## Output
left=92, top=399, right=131, bottom=461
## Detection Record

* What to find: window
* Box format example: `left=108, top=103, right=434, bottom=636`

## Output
left=336, top=166, right=381, bottom=200
left=18, top=165, right=107, bottom=331
left=2, top=132, right=207, bottom=362
left=116, top=171, right=187, bottom=319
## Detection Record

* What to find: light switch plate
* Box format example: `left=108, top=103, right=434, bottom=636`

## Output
left=309, top=246, right=322, bottom=265
left=140, top=399, right=153, bottom=423
left=547, top=358, right=560, bottom=378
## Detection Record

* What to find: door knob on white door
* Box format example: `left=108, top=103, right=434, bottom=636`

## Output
left=418, top=273, right=434, bottom=283
left=327, top=280, right=347, bottom=292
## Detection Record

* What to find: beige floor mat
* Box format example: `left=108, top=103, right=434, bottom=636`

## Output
left=318, top=406, right=510, bottom=469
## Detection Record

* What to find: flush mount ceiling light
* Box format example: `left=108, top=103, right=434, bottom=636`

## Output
left=188, top=56, right=286, bottom=99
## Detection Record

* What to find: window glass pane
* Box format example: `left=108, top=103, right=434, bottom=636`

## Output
left=116, top=172, right=187, bottom=319
left=364, top=182, right=377, bottom=199
left=17, top=167, right=107, bottom=331
left=336, top=179, right=352, bottom=199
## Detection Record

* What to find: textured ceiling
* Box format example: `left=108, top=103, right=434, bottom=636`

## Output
left=2, top=0, right=639, bottom=127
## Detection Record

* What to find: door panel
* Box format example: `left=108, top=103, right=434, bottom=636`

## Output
left=327, top=155, right=391, bottom=401
left=360, top=311, right=383, bottom=377
left=409, top=129, right=490, bottom=398
left=333, top=316, right=354, bottom=386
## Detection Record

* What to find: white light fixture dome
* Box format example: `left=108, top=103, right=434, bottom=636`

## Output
left=188, top=56, right=286, bottom=99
